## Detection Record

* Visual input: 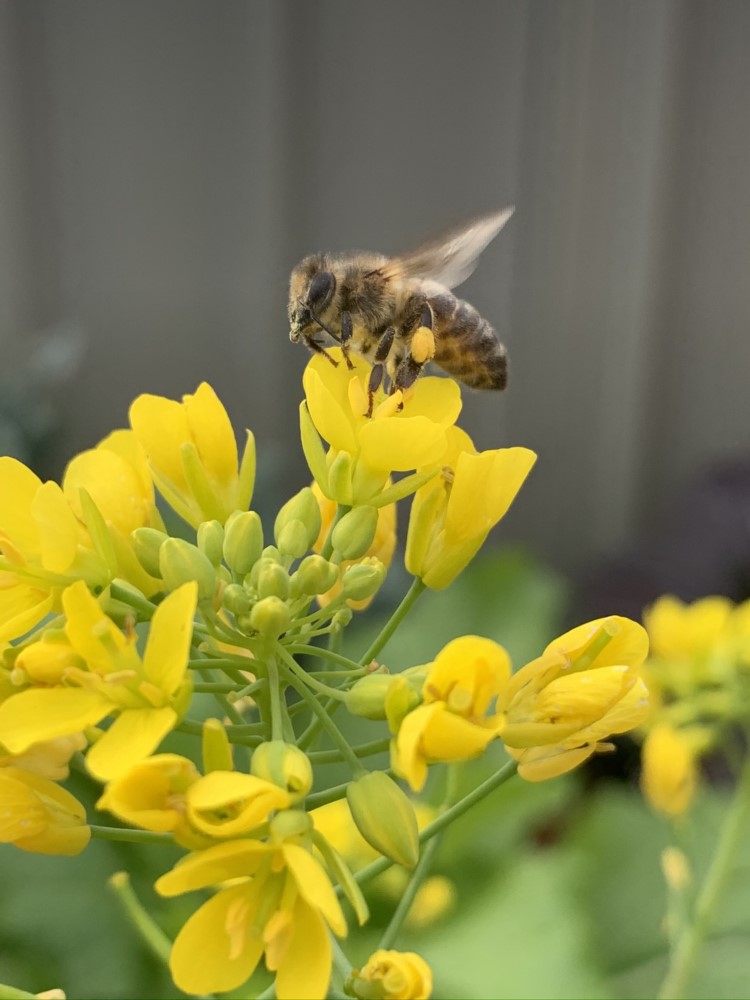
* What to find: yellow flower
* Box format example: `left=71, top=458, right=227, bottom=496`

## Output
left=185, top=770, right=291, bottom=838
left=350, top=949, right=433, bottom=1000
left=129, top=382, right=255, bottom=527
left=0, top=457, right=110, bottom=642
left=0, top=733, right=86, bottom=781
left=392, top=636, right=511, bottom=792
left=156, top=835, right=346, bottom=999
left=497, top=616, right=650, bottom=781
left=0, top=766, right=89, bottom=855
left=0, top=580, right=197, bottom=781
left=645, top=596, right=734, bottom=661
left=405, top=426, right=536, bottom=589
left=312, top=480, right=396, bottom=610
left=62, top=430, right=163, bottom=595
left=301, top=349, right=461, bottom=505
left=96, top=753, right=205, bottom=848
left=641, top=724, right=698, bottom=817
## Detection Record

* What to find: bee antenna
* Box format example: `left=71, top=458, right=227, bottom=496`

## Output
left=308, top=308, right=340, bottom=342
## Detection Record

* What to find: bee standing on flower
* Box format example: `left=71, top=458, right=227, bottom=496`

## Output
left=288, top=208, right=514, bottom=415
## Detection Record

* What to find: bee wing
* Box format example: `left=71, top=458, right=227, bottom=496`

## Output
left=376, top=207, right=515, bottom=290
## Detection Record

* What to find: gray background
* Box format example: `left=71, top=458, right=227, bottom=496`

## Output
left=1, top=0, right=749, bottom=574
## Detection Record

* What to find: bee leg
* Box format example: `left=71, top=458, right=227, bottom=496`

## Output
left=391, top=303, right=435, bottom=407
left=366, top=326, right=396, bottom=417
left=303, top=335, right=338, bottom=367
left=340, top=311, right=356, bottom=370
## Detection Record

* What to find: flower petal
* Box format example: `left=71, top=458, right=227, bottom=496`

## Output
left=304, top=368, right=358, bottom=454
left=0, top=586, right=55, bottom=643
left=142, top=582, right=197, bottom=693
left=0, top=457, right=43, bottom=554
left=275, top=898, right=332, bottom=1000
left=184, top=382, right=238, bottom=491
left=129, top=393, right=191, bottom=491
left=0, top=687, right=111, bottom=753
left=156, top=839, right=272, bottom=896
left=169, top=884, right=264, bottom=996
left=359, top=417, right=447, bottom=472
left=32, top=482, right=79, bottom=574
left=85, top=707, right=177, bottom=781
left=281, top=842, right=347, bottom=936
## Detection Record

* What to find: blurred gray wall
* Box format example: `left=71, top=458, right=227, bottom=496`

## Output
left=1, top=0, right=749, bottom=572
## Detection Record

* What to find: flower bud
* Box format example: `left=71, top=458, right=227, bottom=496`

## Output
left=131, top=527, right=169, bottom=578
left=277, top=519, right=310, bottom=560
left=327, top=450, right=354, bottom=505
left=347, top=772, right=419, bottom=869
left=222, top=510, right=263, bottom=576
left=270, top=808, right=313, bottom=843
left=197, top=519, right=225, bottom=566
left=346, top=673, right=395, bottom=720
left=249, top=596, right=291, bottom=638
left=349, top=950, right=433, bottom=1000
left=331, top=506, right=379, bottom=560
left=15, top=638, right=81, bottom=686
left=256, top=562, right=291, bottom=601
left=251, top=740, right=312, bottom=802
left=291, top=554, right=340, bottom=597
left=222, top=582, right=251, bottom=616
left=340, top=558, right=387, bottom=601
left=159, top=538, right=216, bottom=602
left=274, top=487, right=322, bottom=552
left=331, top=607, right=353, bottom=630
left=202, top=718, right=233, bottom=773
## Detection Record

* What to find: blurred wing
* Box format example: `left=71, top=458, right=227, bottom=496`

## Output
left=376, top=206, right=515, bottom=289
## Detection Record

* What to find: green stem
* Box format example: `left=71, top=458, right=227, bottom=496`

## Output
left=286, top=643, right=364, bottom=672
left=193, top=681, right=237, bottom=693
left=267, top=657, right=285, bottom=741
left=358, top=577, right=426, bottom=666
left=89, top=825, right=174, bottom=846
left=108, top=871, right=172, bottom=965
left=351, top=760, right=518, bottom=887
left=175, top=719, right=263, bottom=746
left=378, top=835, right=441, bottom=950
left=275, top=646, right=366, bottom=779
left=306, top=781, right=351, bottom=810
left=658, top=752, right=750, bottom=999
left=308, top=737, right=391, bottom=765
left=109, top=581, right=158, bottom=619
left=275, top=645, right=349, bottom=702
left=330, top=934, right=353, bottom=984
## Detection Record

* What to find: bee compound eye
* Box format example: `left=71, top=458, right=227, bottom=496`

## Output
left=306, top=270, right=336, bottom=308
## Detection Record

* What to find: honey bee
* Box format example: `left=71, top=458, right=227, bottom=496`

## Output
left=288, top=207, right=515, bottom=415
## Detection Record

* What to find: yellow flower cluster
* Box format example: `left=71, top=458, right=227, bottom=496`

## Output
left=639, top=595, right=750, bottom=817
left=0, top=353, right=652, bottom=999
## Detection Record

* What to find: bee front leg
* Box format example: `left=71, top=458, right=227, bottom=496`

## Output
left=340, top=311, right=356, bottom=370
left=303, top=335, right=339, bottom=367
left=366, top=326, right=396, bottom=418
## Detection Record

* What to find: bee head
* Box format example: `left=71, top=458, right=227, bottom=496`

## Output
left=289, top=259, right=337, bottom=342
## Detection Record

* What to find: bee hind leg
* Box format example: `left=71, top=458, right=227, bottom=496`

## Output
left=391, top=302, right=435, bottom=406
left=366, top=326, right=396, bottom=417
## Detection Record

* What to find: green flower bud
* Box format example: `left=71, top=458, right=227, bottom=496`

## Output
left=197, top=519, right=225, bottom=566
left=340, top=558, right=386, bottom=601
left=327, top=450, right=354, bottom=505
left=274, top=487, right=322, bottom=551
left=251, top=741, right=313, bottom=803
left=159, top=538, right=216, bottom=602
left=130, top=527, right=169, bottom=578
left=331, top=607, right=353, bottom=630
left=347, top=772, right=419, bottom=869
left=291, top=554, right=339, bottom=597
left=223, top=510, right=264, bottom=576
left=277, top=519, right=310, bottom=560
left=236, top=612, right=254, bottom=634
left=202, top=718, right=233, bottom=773
left=331, top=506, right=378, bottom=560
left=270, top=808, right=313, bottom=843
left=223, top=583, right=251, bottom=615
left=256, top=562, right=291, bottom=600
left=249, top=596, right=291, bottom=638
left=346, top=673, right=397, bottom=721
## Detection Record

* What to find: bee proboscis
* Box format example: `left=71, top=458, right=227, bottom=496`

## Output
left=288, top=207, right=514, bottom=415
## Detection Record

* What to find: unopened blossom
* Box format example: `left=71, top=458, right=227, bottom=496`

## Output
left=640, top=723, right=698, bottom=818
left=350, top=949, right=433, bottom=1000
left=0, top=766, right=89, bottom=856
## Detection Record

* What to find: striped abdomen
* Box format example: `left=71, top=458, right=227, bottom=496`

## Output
left=429, top=292, right=507, bottom=390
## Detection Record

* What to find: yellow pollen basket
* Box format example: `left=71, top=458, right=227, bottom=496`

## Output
left=411, top=326, right=436, bottom=365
